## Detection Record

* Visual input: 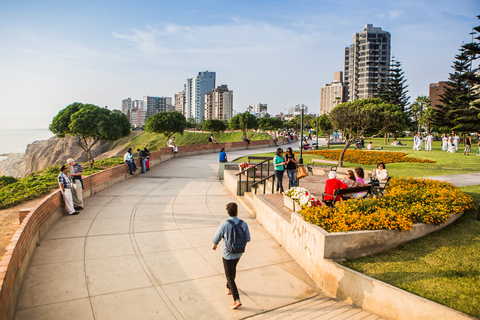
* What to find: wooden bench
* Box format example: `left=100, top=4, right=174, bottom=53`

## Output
left=326, top=141, right=345, bottom=149
left=307, top=159, right=338, bottom=175
left=322, top=185, right=372, bottom=207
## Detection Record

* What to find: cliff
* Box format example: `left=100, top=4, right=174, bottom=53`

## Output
left=13, top=135, right=118, bottom=176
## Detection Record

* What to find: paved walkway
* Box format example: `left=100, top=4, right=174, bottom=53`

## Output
left=425, top=172, right=480, bottom=187
left=13, top=142, right=385, bottom=320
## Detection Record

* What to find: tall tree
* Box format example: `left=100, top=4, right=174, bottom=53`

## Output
left=329, top=99, right=409, bottom=167
left=145, top=111, right=188, bottom=145
left=202, top=119, right=228, bottom=138
left=409, top=96, right=430, bottom=132
left=378, top=57, right=410, bottom=112
left=462, top=15, right=480, bottom=120
left=50, top=103, right=131, bottom=167
left=435, top=47, right=480, bottom=133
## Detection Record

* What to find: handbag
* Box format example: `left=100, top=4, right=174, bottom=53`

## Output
left=296, top=165, right=308, bottom=179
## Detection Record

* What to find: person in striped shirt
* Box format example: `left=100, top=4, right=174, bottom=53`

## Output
left=58, top=165, right=79, bottom=215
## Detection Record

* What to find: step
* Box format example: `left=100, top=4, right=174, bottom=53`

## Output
left=237, top=192, right=254, bottom=215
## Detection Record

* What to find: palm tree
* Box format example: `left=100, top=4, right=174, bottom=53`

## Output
left=419, top=106, right=434, bottom=133
left=409, top=96, right=430, bottom=132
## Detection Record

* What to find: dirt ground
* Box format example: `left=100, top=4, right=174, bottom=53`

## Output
left=0, top=198, right=43, bottom=260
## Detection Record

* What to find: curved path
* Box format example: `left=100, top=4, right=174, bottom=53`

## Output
left=13, top=143, right=384, bottom=320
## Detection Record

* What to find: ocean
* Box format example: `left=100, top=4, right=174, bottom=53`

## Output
left=0, top=129, right=54, bottom=157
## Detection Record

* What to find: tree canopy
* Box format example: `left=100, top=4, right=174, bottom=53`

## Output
left=258, top=117, right=283, bottom=131
left=202, top=119, right=228, bottom=135
left=329, top=98, right=409, bottom=166
left=145, top=111, right=188, bottom=145
left=229, top=112, right=258, bottom=132
left=316, top=114, right=332, bottom=135
left=49, top=102, right=131, bottom=167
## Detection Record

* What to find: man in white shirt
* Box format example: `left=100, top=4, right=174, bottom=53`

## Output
left=425, top=133, right=433, bottom=151
left=168, top=137, right=178, bottom=153
left=453, top=134, right=460, bottom=151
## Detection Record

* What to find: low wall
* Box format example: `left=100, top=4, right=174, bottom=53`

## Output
left=0, top=137, right=282, bottom=320
left=251, top=194, right=473, bottom=320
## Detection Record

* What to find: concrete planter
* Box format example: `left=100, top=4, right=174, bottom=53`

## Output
left=283, top=195, right=301, bottom=213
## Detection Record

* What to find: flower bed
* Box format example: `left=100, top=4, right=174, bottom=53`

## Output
left=304, top=149, right=435, bottom=165
left=300, top=178, right=473, bottom=233
left=285, top=187, right=321, bottom=208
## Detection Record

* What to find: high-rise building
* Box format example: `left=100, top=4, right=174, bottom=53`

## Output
left=253, top=103, right=268, bottom=118
left=344, top=24, right=391, bottom=102
left=143, top=96, right=173, bottom=118
left=175, top=91, right=185, bottom=114
left=204, top=85, right=233, bottom=121
left=429, top=81, right=449, bottom=109
left=121, top=98, right=132, bottom=117
left=184, top=71, right=216, bottom=122
left=320, top=72, right=344, bottom=114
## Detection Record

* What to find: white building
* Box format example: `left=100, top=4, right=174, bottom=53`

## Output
left=184, top=71, right=216, bottom=122
left=288, top=104, right=308, bottom=116
left=320, top=71, right=344, bottom=114
left=254, top=103, right=268, bottom=118
left=143, top=96, right=173, bottom=118
left=121, top=98, right=132, bottom=117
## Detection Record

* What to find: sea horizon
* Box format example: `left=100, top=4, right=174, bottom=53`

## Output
left=0, top=129, right=54, bottom=156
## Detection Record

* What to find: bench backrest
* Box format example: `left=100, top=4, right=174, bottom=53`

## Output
left=334, top=186, right=371, bottom=196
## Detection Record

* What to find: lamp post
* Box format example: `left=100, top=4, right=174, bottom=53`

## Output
left=299, top=108, right=304, bottom=164
left=316, top=114, right=319, bottom=149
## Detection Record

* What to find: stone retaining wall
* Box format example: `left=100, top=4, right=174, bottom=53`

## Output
left=0, top=137, right=283, bottom=320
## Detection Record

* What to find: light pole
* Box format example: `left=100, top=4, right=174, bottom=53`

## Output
left=299, top=108, right=304, bottom=164
left=316, top=114, right=319, bottom=149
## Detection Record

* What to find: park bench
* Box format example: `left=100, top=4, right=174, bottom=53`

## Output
left=326, top=141, right=346, bottom=149
left=370, top=176, right=391, bottom=197
left=307, top=159, right=338, bottom=175
left=322, top=185, right=372, bottom=207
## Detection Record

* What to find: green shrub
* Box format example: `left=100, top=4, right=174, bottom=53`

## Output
left=0, top=176, right=18, bottom=188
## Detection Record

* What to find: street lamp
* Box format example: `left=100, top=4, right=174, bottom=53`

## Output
left=299, top=106, right=306, bottom=164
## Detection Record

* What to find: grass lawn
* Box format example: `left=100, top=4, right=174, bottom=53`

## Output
left=237, top=138, right=480, bottom=317
left=340, top=184, right=480, bottom=318
left=235, top=137, right=480, bottom=178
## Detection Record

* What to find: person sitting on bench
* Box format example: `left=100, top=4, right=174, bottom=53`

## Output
left=323, top=171, right=347, bottom=207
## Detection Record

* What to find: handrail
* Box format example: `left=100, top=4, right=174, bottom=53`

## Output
left=236, top=157, right=273, bottom=196
left=251, top=173, right=276, bottom=194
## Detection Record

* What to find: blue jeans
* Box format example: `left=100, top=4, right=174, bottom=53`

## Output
left=286, top=169, right=297, bottom=189
left=126, top=161, right=136, bottom=174
left=275, top=170, right=284, bottom=193
left=141, top=158, right=147, bottom=173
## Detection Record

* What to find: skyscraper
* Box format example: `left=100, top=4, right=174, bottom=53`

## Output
left=344, top=24, right=391, bottom=102
left=184, top=71, right=216, bottom=122
left=319, top=71, right=344, bottom=114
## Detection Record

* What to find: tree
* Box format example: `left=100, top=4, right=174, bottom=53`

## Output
left=329, top=99, right=409, bottom=167
left=378, top=58, right=410, bottom=112
left=409, top=96, right=430, bottom=132
left=258, top=117, right=283, bottom=131
left=50, top=102, right=131, bottom=167
left=229, top=112, right=258, bottom=132
left=202, top=119, right=228, bottom=137
left=419, top=106, right=435, bottom=134
left=316, top=114, right=332, bottom=136
left=435, top=47, right=480, bottom=133
left=145, top=111, right=188, bottom=145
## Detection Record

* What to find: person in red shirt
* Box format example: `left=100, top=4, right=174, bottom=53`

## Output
left=324, top=171, right=347, bottom=206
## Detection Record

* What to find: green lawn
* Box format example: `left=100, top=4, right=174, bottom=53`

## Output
left=239, top=138, right=480, bottom=317
left=340, top=185, right=480, bottom=318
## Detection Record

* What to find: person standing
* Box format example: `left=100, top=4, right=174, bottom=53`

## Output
left=442, top=133, right=448, bottom=151
left=425, top=133, right=433, bottom=151
left=58, top=165, right=79, bottom=215
left=454, top=133, right=460, bottom=151
left=144, top=148, right=150, bottom=171
left=284, top=147, right=298, bottom=189
left=219, top=148, right=228, bottom=163
left=67, top=158, right=84, bottom=210
left=124, top=148, right=136, bottom=175
left=464, top=134, right=472, bottom=155
left=274, top=148, right=286, bottom=194
left=137, top=149, right=147, bottom=173
left=212, top=202, right=250, bottom=309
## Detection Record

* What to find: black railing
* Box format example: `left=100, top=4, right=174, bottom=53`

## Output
left=235, top=156, right=273, bottom=196
left=251, top=173, right=276, bottom=194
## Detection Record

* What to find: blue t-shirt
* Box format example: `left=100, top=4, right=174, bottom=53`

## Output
left=219, top=151, right=227, bottom=162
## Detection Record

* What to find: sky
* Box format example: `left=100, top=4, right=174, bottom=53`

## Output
left=0, top=0, right=479, bottom=129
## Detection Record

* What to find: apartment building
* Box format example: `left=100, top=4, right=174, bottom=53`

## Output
left=319, top=71, right=344, bottom=114
left=204, top=85, right=233, bottom=121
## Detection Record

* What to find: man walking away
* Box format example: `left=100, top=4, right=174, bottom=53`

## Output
left=67, top=158, right=84, bottom=210
left=58, top=165, right=79, bottom=215
left=212, top=202, right=250, bottom=309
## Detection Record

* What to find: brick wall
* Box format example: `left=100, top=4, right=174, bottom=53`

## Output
left=0, top=137, right=283, bottom=320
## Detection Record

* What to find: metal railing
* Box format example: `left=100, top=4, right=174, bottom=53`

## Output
left=235, top=156, right=273, bottom=196
left=251, top=173, right=276, bottom=194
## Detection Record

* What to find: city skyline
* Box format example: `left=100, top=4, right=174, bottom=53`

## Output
left=0, top=0, right=478, bottom=129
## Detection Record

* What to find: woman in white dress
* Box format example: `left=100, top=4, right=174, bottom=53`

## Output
left=442, top=133, right=448, bottom=151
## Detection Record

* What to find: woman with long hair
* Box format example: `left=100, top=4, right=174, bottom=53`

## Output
left=284, top=147, right=298, bottom=189
left=274, top=148, right=286, bottom=194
